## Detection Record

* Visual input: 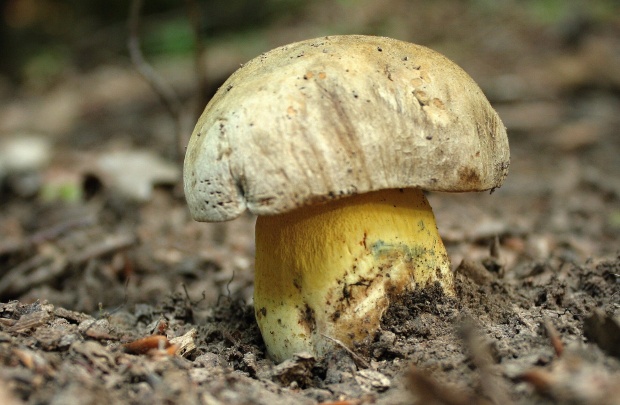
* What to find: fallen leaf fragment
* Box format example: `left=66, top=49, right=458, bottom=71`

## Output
left=518, top=368, right=554, bottom=393
left=543, top=316, right=564, bottom=357
left=355, top=368, right=391, bottom=393
left=122, top=335, right=171, bottom=355
left=318, top=400, right=361, bottom=405
left=169, top=328, right=197, bottom=357
left=0, top=134, right=51, bottom=173
left=0, top=134, right=52, bottom=197
left=8, top=307, right=52, bottom=333
left=94, top=150, right=179, bottom=202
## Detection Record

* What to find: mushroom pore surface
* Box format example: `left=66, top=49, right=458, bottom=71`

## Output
left=254, top=188, right=452, bottom=362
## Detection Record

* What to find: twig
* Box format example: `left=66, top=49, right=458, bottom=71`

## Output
left=127, top=0, right=186, bottom=162
left=70, top=233, right=136, bottom=264
left=216, top=270, right=235, bottom=306
left=29, top=216, right=96, bottom=245
left=107, top=276, right=131, bottom=316
left=0, top=232, right=135, bottom=297
left=490, top=235, right=501, bottom=259
left=321, top=333, right=370, bottom=369
left=184, top=0, right=209, bottom=116
left=8, top=308, right=53, bottom=333
left=0, top=246, right=66, bottom=296
left=543, top=316, right=564, bottom=357
left=318, top=400, right=362, bottom=405
left=0, top=216, right=95, bottom=257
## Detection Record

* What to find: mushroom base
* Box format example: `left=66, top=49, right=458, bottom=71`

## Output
left=254, top=188, right=453, bottom=363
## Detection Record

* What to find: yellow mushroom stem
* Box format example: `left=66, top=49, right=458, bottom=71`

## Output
left=254, top=188, right=454, bottom=363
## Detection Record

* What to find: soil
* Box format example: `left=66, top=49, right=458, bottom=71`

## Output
left=1, top=1, right=620, bottom=404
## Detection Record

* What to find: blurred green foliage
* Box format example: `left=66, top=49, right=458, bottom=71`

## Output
left=0, top=0, right=617, bottom=88
left=142, top=16, right=195, bottom=56
left=523, top=0, right=618, bottom=23
left=0, top=0, right=305, bottom=86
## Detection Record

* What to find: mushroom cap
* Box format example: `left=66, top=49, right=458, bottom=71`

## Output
left=184, top=35, right=509, bottom=222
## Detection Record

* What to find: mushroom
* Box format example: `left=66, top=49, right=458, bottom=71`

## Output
left=184, top=35, right=509, bottom=362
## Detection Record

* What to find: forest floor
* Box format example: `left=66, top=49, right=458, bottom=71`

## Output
left=0, top=1, right=619, bottom=404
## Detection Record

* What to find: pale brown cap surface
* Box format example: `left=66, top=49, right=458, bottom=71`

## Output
left=184, top=35, right=509, bottom=222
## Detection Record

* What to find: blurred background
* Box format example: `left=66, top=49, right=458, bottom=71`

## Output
left=0, top=0, right=619, bottom=312
left=1, top=0, right=618, bottom=148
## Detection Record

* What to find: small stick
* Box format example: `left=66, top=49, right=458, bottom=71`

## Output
left=318, top=400, right=361, bottom=405
left=184, top=0, right=209, bottom=117
left=0, top=250, right=65, bottom=296
left=490, top=234, right=501, bottom=259
left=543, top=316, right=564, bottom=357
left=127, top=0, right=186, bottom=162
left=321, top=333, right=369, bottom=369
left=70, top=233, right=136, bottom=264
left=29, top=216, right=95, bottom=245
